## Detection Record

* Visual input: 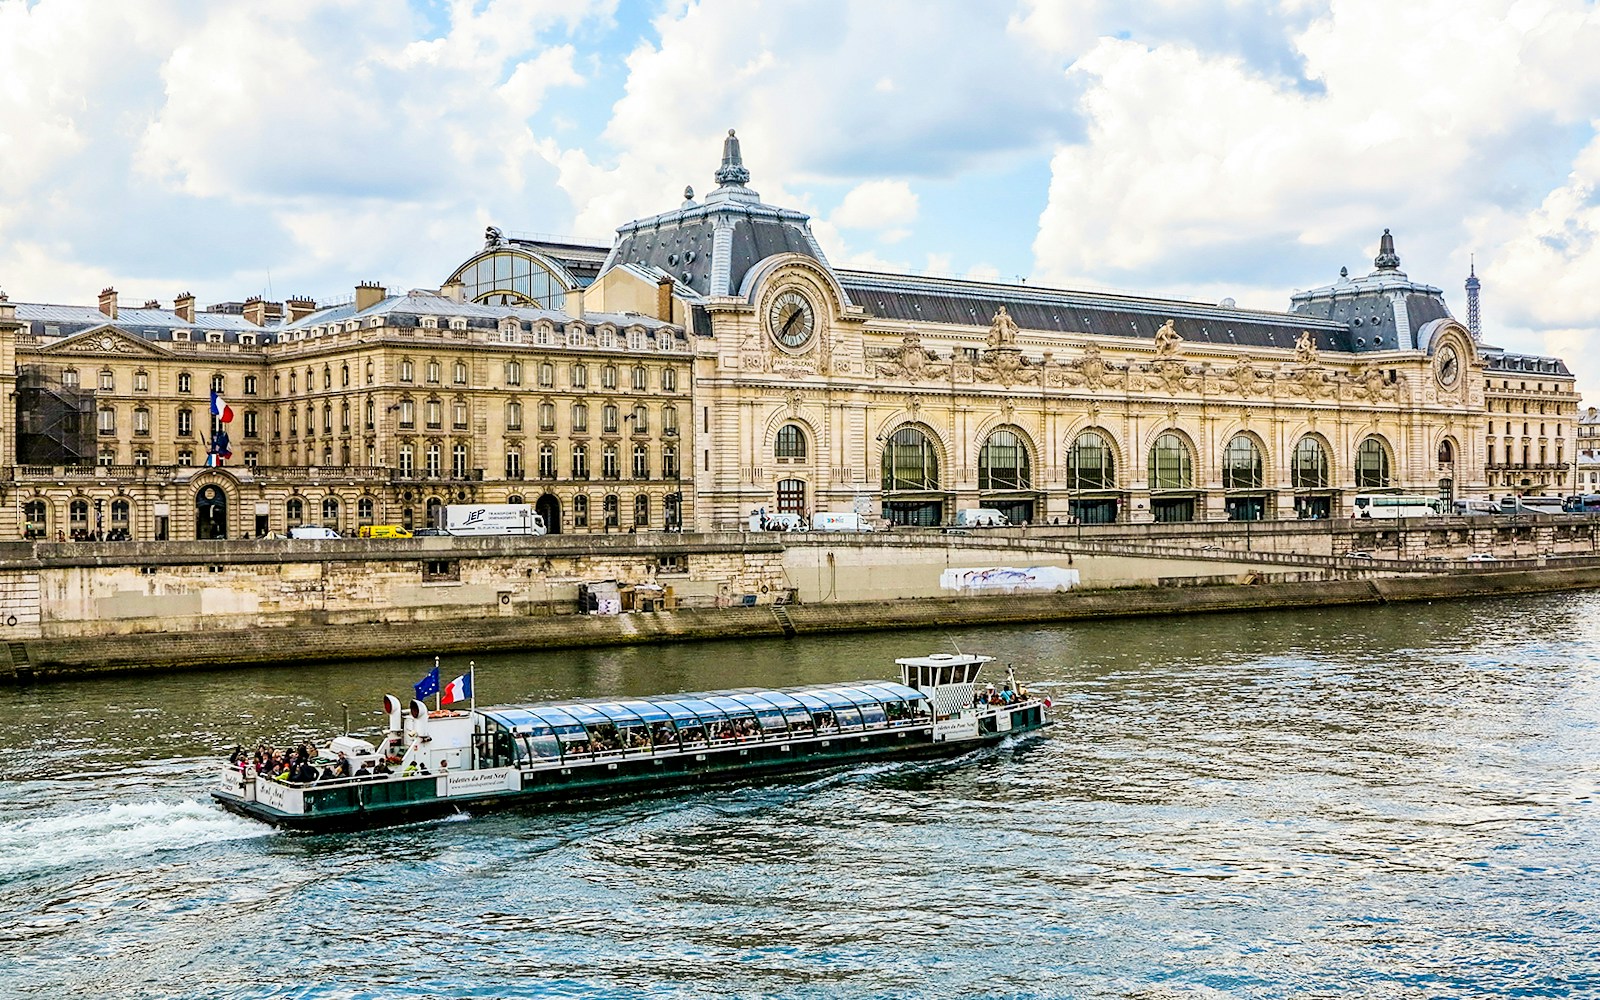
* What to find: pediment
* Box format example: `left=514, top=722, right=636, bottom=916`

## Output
left=35, top=324, right=175, bottom=360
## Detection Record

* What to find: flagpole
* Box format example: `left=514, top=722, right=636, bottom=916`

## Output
left=469, top=659, right=476, bottom=712
left=434, top=655, right=441, bottom=712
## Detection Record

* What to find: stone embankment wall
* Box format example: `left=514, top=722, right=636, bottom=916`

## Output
left=2, top=521, right=1599, bottom=681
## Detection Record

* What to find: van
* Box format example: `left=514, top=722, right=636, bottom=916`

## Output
left=810, top=511, right=875, bottom=532
left=748, top=510, right=807, bottom=532
left=358, top=525, right=412, bottom=539
left=287, top=525, right=342, bottom=540
left=954, top=508, right=1010, bottom=528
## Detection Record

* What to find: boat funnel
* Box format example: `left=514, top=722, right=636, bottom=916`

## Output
left=382, top=695, right=403, bottom=732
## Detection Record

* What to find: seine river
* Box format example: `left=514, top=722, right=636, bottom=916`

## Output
left=2, top=593, right=1597, bottom=999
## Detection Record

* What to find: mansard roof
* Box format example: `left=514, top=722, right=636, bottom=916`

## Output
left=599, top=130, right=833, bottom=299
left=839, top=269, right=1352, bottom=354
left=279, top=289, right=679, bottom=335
left=12, top=302, right=268, bottom=344
left=1288, top=230, right=1456, bottom=353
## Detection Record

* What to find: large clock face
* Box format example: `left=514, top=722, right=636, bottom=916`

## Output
left=768, top=290, right=816, bottom=350
left=1437, top=345, right=1460, bottom=388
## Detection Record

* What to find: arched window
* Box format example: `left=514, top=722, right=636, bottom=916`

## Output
left=286, top=498, right=305, bottom=525
left=445, top=247, right=569, bottom=309
left=1067, top=431, right=1115, bottom=490
left=663, top=405, right=678, bottom=434
left=505, top=400, right=522, bottom=431
left=632, top=366, right=648, bottom=391
left=632, top=443, right=650, bottom=479
left=573, top=494, right=590, bottom=528
left=1355, top=436, right=1391, bottom=488
left=110, top=499, right=131, bottom=532
left=69, top=499, right=89, bottom=534
left=426, top=361, right=441, bottom=384
left=1292, top=437, right=1330, bottom=489
left=1222, top=435, right=1263, bottom=490
left=602, top=405, right=619, bottom=433
left=538, top=363, right=554, bottom=388
left=629, top=404, right=648, bottom=432
left=881, top=427, right=940, bottom=491
left=571, top=402, right=588, bottom=433
left=1438, top=439, right=1455, bottom=465
left=539, top=402, right=556, bottom=432
left=978, top=428, right=1031, bottom=490
left=358, top=497, right=375, bottom=524
left=1148, top=432, right=1193, bottom=490
left=570, top=364, right=587, bottom=388
left=505, top=361, right=522, bottom=386
left=322, top=497, right=339, bottom=525
left=572, top=443, right=590, bottom=479
left=23, top=499, right=47, bottom=539
left=453, top=361, right=467, bottom=385
left=776, top=424, right=807, bottom=461
left=634, top=494, right=650, bottom=526
left=603, top=494, right=620, bottom=527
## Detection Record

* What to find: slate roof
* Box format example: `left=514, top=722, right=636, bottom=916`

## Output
left=839, top=269, right=1351, bottom=353
left=12, top=302, right=270, bottom=344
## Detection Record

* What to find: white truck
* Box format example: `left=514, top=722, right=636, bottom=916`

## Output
left=439, top=504, right=547, bottom=536
left=811, top=511, right=875, bottom=532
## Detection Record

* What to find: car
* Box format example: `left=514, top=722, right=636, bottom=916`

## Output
left=1465, top=552, right=1498, bottom=562
left=1348, top=550, right=1374, bottom=559
left=412, top=528, right=453, bottom=537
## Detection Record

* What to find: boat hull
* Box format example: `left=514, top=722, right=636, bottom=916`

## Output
left=213, top=707, right=1047, bottom=832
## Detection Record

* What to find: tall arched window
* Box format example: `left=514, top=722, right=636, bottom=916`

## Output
left=1222, top=435, right=1263, bottom=490
left=1437, top=439, right=1455, bottom=465
left=1355, top=436, right=1391, bottom=488
left=286, top=498, right=305, bottom=525
left=358, top=497, right=374, bottom=524
left=978, top=428, right=1031, bottom=490
left=572, top=494, right=589, bottom=528
left=1292, top=436, right=1330, bottom=489
left=1067, top=431, right=1115, bottom=490
left=775, top=424, right=807, bottom=461
left=634, top=494, right=650, bottom=526
left=881, top=427, right=940, bottom=491
left=322, top=497, right=339, bottom=526
left=1148, top=432, right=1193, bottom=490
left=22, top=499, right=47, bottom=539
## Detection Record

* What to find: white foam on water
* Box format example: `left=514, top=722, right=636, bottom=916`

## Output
left=0, top=799, right=274, bottom=876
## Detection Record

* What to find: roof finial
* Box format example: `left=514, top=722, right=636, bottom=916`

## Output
left=1374, top=227, right=1400, bottom=270
left=714, top=128, right=750, bottom=187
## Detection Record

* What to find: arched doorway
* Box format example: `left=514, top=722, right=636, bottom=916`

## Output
left=196, top=485, right=228, bottom=540
left=536, top=493, right=562, bottom=535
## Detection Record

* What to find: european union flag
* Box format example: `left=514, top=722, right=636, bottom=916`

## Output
left=413, top=667, right=440, bottom=701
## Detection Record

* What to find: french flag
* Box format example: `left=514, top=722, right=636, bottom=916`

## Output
left=441, top=672, right=472, bottom=706
left=210, top=390, right=234, bottom=423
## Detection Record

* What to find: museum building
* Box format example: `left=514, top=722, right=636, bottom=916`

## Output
left=0, top=131, right=1579, bottom=539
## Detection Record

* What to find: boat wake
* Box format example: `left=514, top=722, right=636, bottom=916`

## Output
left=1, top=799, right=274, bottom=876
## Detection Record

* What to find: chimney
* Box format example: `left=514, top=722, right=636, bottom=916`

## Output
left=142, top=299, right=160, bottom=309
left=0, top=291, right=14, bottom=323
left=242, top=295, right=266, bottom=327
left=656, top=276, right=673, bottom=323
left=264, top=301, right=284, bottom=323
left=355, top=280, right=386, bottom=313
left=569, top=287, right=585, bottom=320
left=98, top=286, right=118, bottom=319
left=286, top=295, right=317, bottom=323
left=174, top=291, right=196, bottom=323
left=440, top=279, right=465, bottom=303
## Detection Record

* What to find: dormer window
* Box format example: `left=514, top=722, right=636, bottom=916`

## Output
left=173, top=330, right=191, bottom=342
left=627, top=327, right=646, bottom=351
left=421, top=316, right=438, bottom=330
left=566, top=327, right=585, bottom=348
left=449, top=317, right=467, bottom=331
left=535, top=323, right=554, bottom=347
left=206, top=331, right=223, bottom=343
left=239, top=333, right=256, bottom=346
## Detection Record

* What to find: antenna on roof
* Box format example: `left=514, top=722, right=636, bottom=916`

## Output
left=946, top=634, right=963, bottom=655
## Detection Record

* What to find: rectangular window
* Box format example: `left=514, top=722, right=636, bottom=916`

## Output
left=244, top=411, right=259, bottom=437
left=423, top=559, right=460, bottom=582
left=244, top=375, right=258, bottom=395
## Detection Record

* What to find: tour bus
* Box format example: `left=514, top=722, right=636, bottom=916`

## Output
left=1500, top=495, right=1567, bottom=516
left=1564, top=494, right=1600, bottom=513
left=1352, top=494, right=1444, bottom=519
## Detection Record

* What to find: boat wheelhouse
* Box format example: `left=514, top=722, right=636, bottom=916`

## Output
left=213, top=652, right=1048, bottom=831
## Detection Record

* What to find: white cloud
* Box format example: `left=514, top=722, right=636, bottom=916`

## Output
left=831, top=180, right=919, bottom=234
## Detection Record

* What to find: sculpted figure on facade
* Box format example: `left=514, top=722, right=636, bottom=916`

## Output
left=1153, top=319, right=1183, bottom=358
left=1295, top=330, right=1319, bottom=365
left=986, top=306, right=1019, bottom=349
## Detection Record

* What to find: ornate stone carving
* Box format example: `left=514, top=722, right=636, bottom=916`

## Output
left=871, top=329, right=948, bottom=381
left=986, top=306, right=1019, bottom=348
left=1226, top=356, right=1262, bottom=396
left=1349, top=365, right=1398, bottom=402
left=1295, top=330, right=1319, bottom=365
left=1153, top=319, right=1182, bottom=358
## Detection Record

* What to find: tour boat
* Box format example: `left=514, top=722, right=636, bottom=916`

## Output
left=212, top=652, right=1050, bottom=831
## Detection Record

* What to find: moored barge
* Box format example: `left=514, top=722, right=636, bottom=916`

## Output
left=212, top=652, right=1049, bottom=831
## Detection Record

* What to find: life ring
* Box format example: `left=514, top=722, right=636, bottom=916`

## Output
left=4, top=615, right=14, bottom=628
left=760, top=585, right=769, bottom=594
left=499, top=594, right=511, bottom=605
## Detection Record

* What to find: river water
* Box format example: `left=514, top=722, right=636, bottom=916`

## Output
left=1, top=593, right=1597, bottom=999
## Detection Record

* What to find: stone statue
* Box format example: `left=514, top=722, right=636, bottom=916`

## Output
left=1153, top=319, right=1182, bottom=357
left=1295, top=330, right=1318, bottom=365
left=986, top=306, right=1019, bottom=349
left=485, top=225, right=504, bottom=248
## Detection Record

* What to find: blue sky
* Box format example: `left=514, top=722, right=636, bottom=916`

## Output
left=0, top=0, right=1596, bottom=396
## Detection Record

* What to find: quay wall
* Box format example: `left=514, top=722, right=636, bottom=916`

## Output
left=6, top=563, right=1600, bottom=682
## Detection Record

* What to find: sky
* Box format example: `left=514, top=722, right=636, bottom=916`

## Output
left=0, top=0, right=1596, bottom=398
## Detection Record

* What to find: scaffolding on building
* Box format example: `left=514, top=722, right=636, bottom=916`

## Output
left=16, top=365, right=96, bottom=466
